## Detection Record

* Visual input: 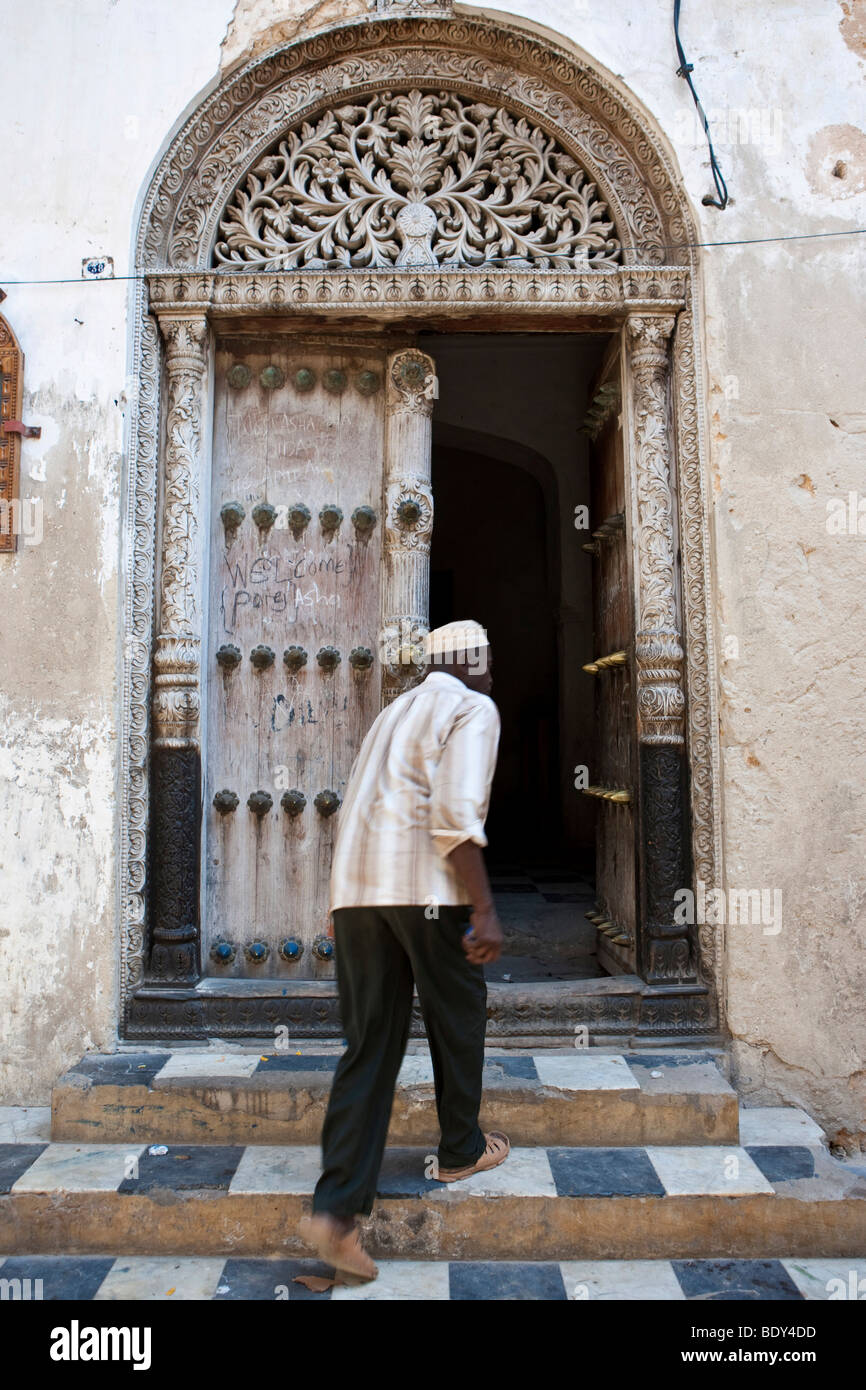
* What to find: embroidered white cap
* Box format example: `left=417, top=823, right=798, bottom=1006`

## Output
left=424, top=620, right=490, bottom=658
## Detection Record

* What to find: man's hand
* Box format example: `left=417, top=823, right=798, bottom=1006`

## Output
left=445, top=840, right=503, bottom=965
left=462, top=906, right=503, bottom=964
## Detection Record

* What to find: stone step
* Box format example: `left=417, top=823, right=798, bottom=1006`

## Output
left=51, top=1048, right=739, bottom=1148
left=2, top=1114, right=862, bottom=1263
left=2, top=1252, right=863, bottom=1301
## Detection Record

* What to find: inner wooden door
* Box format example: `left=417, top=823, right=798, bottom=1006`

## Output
left=586, top=344, right=640, bottom=969
left=204, top=335, right=390, bottom=978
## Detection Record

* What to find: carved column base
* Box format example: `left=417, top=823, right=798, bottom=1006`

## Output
left=146, top=744, right=202, bottom=985
left=640, top=743, right=697, bottom=985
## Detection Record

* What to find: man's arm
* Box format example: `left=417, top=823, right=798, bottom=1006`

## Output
left=428, top=698, right=503, bottom=964
left=446, top=839, right=503, bottom=964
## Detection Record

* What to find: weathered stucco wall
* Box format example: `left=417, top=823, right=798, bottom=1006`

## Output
left=2, top=1, right=864, bottom=1137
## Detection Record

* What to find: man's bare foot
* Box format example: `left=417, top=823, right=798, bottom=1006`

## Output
left=299, top=1213, right=378, bottom=1281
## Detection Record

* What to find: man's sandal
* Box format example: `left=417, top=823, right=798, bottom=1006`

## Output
left=298, top=1214, right=378, bottom=1281
left=436, top=1130, right=511, bottom=1182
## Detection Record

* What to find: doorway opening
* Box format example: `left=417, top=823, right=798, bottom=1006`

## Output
left=426, top=332, right=613, bottom=985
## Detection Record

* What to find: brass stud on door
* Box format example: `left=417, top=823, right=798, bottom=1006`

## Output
left=294, top=367, right=316, bottom=393
left=351, top=505, right=377, bottom=536
left=395, top=497, right=422, bottom=527
left=319, top=503, right=343, bottom=534
left=288, top=503, right=311, bottom=539
left=316, top=646, right=341, bottom=672
left=314, top=789, right=341, bottom=817
left=220, top=500, right=245, bottom=531
left=283, top=646, right=308, bottom=673
left=280, top=938, right=304, bottom=963
left=349, top=646, right=374, bottom=671
left=252, top=501, right=277, bottom=532
left=322, top=368, right=347, bottom=394
left=247, top=790, right=273, bottom=816
left=245, top=941, right=270, bottom=963
left=227, top=364, right=251, bottom=389
left=355, top=369, right=381, bottom=396
left=213, top=789, right=239, bottom=814
left=312, top=936, right=335, bottom=961
left=260, top=365, right=285, bottom=390
left=281, top=789, right=306, bottom=817
left=216, top=644, right=242, bottom=670
left=210, top=939, right=238, bottom=964
left=250, top=645, right=275, bottom=670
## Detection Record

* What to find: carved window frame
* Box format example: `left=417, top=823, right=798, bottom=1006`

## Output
left=0, top=315, right=23, bottom=555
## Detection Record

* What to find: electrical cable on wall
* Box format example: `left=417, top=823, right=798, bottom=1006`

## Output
left=674, top=0, right=729, bottom=209
left=1, top=227, right=864, bottom=287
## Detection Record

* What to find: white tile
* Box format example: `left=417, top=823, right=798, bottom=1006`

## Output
left=156, top=1053, right=260, bottom=1080
left=331, top=1260, right=450, bottom=1300
left=0, top=1106, right=52, bottom=1143
left=739, top=1106, right=825, bottom=1148
left=431, top=1146, right=556, bottom=1198
left=534, top=1054, right=639, bottom=1091
left=229, top=1145, right=321, bottom=1194
left=646, top=1145, right=774, bottom=1196
left=397, top=1055, right=435, bottom=1086
left=94, top=1257, right=226, bottom=1301
left=12, top=1143, right=145, bottom=1192
left=782, top=1259, right=866, bottom=1300
left=560, top=1260, right=685, bottom=1301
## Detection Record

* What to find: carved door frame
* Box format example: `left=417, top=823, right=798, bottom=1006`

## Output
left=121, top=12, right=723, bottom=1040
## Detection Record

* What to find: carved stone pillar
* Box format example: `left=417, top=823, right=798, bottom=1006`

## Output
left=147, top=313, right=209, bottom=985
left=381, top=348, right=437, bottom=702
left=626, top=314, right=695, bottom=985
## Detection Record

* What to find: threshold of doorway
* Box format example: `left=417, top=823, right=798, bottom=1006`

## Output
left=126, top=975, right=716, bottom=1045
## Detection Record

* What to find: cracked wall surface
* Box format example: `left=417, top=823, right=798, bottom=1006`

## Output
left=0, top=1, right=864, bottom=1138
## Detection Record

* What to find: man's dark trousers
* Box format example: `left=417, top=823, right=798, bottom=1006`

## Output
left=312, top=905, right=488, bottom=1219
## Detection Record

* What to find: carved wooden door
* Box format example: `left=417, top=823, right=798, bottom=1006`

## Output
left=584, top=350, right=639, bottom=969
left=203, top=337, right=407, bottom=979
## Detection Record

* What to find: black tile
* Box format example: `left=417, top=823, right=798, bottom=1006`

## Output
left=673, top=1259, right=803, bottom=1301
left=745, top=1145, right=816, bottom=1183
left=623, top=1053, right=716, bottom=1069
left=0, top=1143, right=48, bottom=1193
left=449, top=1261, right=567, bottom=1300
left=376, top=1147, right=442, bottom=1197
left=255, top=1055, right=339, bottom=1073
left=482, top=1056, right=539, bottom=1081
left=0, top=1255, right=115, bottom=1301
left=216, top=1257, right=337, bottom=1300
left=118, top=1145, right=245, bottom=1193
left=68, top=1053, right=171, bottom=1086
left=548, top=1147, right=666, bottom=1197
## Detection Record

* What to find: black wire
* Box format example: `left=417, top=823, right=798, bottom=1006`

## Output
left=1, top=227, right=863, bottom=286
left=674, top=0, right=729, bottom=210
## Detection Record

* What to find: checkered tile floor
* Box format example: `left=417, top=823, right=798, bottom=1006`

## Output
left=1, top=1253, right=862, bottom=1300
left=0, top=1135, right=833, bottom=1198
left=58, top=1048, right=731, bottom=1088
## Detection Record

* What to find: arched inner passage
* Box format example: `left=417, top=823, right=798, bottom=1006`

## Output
left=428, top=331, right=610, bottom=984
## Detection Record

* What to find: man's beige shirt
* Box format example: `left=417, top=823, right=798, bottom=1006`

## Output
left=329, top=671, right=501, bottom=910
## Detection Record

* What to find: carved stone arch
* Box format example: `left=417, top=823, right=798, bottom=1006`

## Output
left=134, top=14, right=698, bottom=272
left=121, top=10, right=721, bottom=1040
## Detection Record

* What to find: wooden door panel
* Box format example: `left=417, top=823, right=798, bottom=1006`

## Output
left=587, top=361, right=638, bottom=964
left=204, top=339, right=387, bottom=977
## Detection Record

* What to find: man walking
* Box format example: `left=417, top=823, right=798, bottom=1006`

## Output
left=299, top=620, right=510, bottom=1280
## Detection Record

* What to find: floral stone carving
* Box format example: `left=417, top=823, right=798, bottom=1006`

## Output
left=214, top=90, right=621, bottom=271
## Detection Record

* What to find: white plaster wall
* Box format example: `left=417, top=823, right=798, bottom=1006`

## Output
left=1, top=1, right=864, bottom=1137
